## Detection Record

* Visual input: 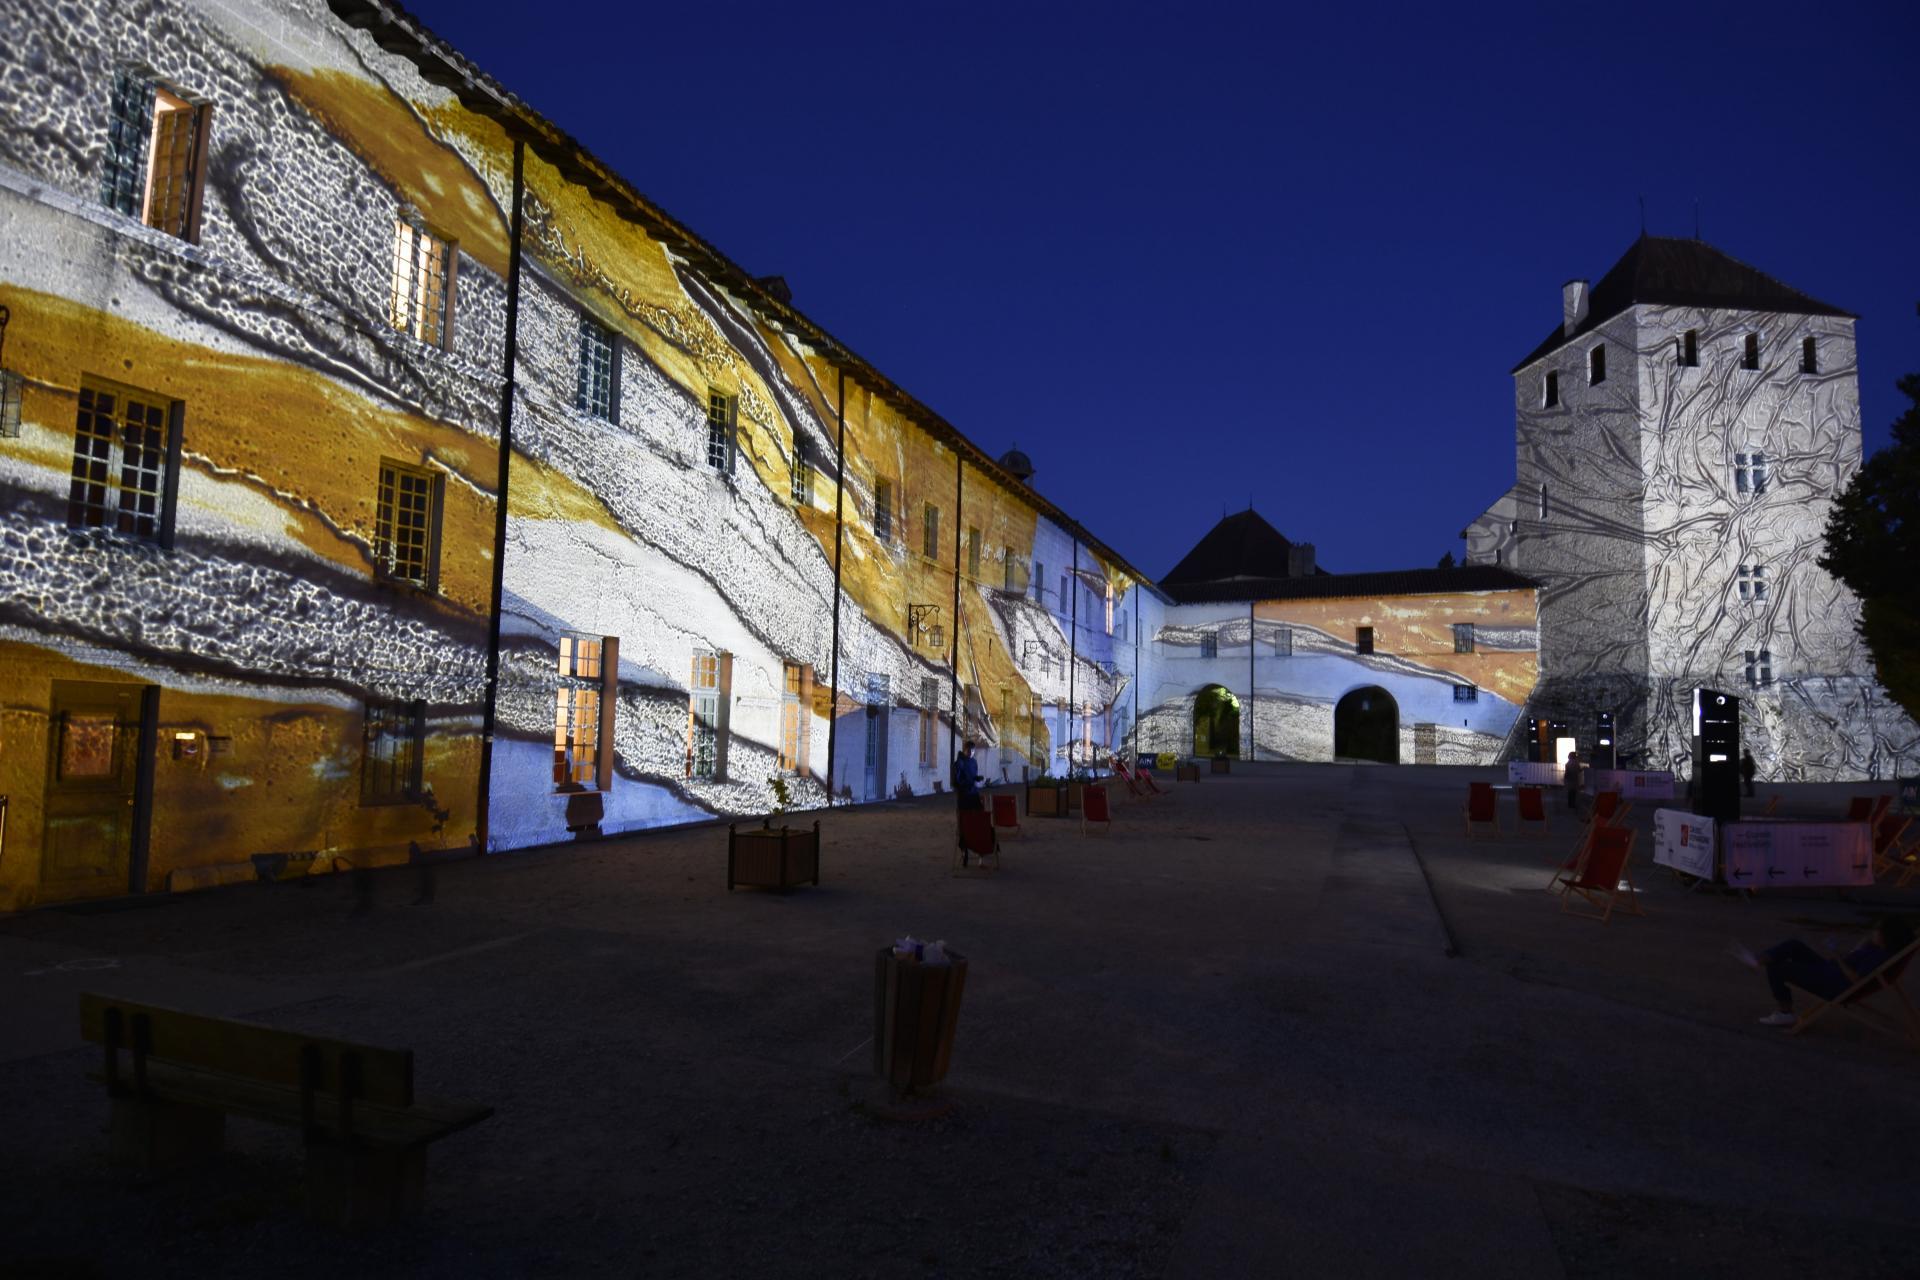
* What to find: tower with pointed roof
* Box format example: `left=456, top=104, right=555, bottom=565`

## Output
left=1467, top=236, right=1916, bottom=778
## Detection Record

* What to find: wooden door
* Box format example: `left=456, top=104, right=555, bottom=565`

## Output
left=41, top=681, right=145, bottom=902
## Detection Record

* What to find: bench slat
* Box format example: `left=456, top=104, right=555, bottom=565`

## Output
left=80, top=993, right=413, bottom=1107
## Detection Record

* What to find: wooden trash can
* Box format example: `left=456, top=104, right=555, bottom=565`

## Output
left=1211, top=756, right=1231, bottom=775
left=728, top=820, right=821, bottom=891
left=1176, top=763, right=1201, bottom=783
left=873, top=948, right=967, bottom=1095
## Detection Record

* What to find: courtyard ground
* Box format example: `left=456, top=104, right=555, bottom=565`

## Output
left=1, top=764, right=1917, bottom=1278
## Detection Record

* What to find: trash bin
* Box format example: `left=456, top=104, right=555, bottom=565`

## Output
left=873, top=947, right=967, bottom=1095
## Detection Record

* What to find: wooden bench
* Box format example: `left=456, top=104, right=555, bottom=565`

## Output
left=80, top=992, right=491, bottom=1228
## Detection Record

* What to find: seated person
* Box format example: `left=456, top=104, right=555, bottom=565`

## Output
left=1731, top=916, right=1915, bottom=1027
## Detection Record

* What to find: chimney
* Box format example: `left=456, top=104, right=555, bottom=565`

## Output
left=757, top=274, right=793, bottom=305
left=1287, top=542, right=1316, bottom=577
left=1562, top=279, right=1589, bottom=336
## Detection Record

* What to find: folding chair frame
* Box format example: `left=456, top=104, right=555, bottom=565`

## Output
left=1559, top=828, right=1643, bottom=923
left=1789, top=939, right=1920, bottom=1046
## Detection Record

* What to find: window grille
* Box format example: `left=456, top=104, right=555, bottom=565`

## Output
left=874, top=478, right=893, bottom=543
left=1453, top=685, right=1478, bottom=703
left=390, top=220, right=452, bottom=347
left=575, top=318, right=614, bottom=419
left=1453, top=623, right=1475, bottom=654
left=101, top=71, right=207, bottom=241
left=1199, top=633, right=1218, bottom=660
left=705, top=389, right=734, bottom=472
left=689, top=649, right=722, bottom=779
left=791, top=442, right=811, bottom=505
left=361, top=698, right=425, bottom=803
left=68, top=381, right=173, bottom=542
left=374, top=460, right=439, bottom=589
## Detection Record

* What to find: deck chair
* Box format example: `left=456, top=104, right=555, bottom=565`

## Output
left=1463, top=782, right=1499, bottom=837
left=1081, top=782, right=1112, bottom=836
left=1870, top=813, right=1914, bottom=882
left=1589, top=790, right=1629, bottom=828
left=991, top=791, right=1021, bottom=838
left=1560, top=825, right=1642, bottom=922
left=1515, top=786, right=1549, bottom=838
left=1843, top=795, right=1877, bottom=823
left=955, top=808, right=1000, bottom=872
left=1111, top=758, right=1150, bottom=800
left=1134, top=765, right=1167, bottom=797
left=1757, top=794, right=1781, bottom=817
left=1883, top=832, right=1920, bottom=889
left=1789, top=939, right=1920, bottom=1046
left=1548, top=824, right=1596, bottom=894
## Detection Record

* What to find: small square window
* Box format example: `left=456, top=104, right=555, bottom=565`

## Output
left=1199, top=633, right=1218, bottom=660
left=706, top=389, right=735, bottom=472
left=1356, top=626, right=1375, bottom=655
left=575, top=317, right=615, bottom=419
left=1453, top=623, right=1475, bottom=654
left=1453, top=685, right=1478, bottom=703
left=390, top=219, right=455, bottom=348
left=1588, top=344, right=1606, bottom=385
left=1742, top=333, right=1760, bottom=371
left=1737, top=564, right=1768, bottom=602
left=1270, top=626, right=1292, bottom=657
left=1543, top=370, right=1559, bottom=407
left=1734, top=452, right=1769, bottom=497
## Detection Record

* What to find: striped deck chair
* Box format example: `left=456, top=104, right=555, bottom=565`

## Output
left=1560, top=825, right=1642, bottom=923
left=1463, top=782, right=1499, bottom=837
left=1789, top=939, right=1920, bottom=1047
left=991, top=791, right=1021, bottom=838
left=1515, top=786, right=1549, bottom=838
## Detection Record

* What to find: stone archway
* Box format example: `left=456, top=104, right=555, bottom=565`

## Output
left=1193, top=685, right=1241, bottom=758
left=1334, top=686, right=1398, bottom=764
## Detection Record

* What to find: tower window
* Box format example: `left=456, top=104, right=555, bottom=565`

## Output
left=1543, top=370, right=1559, bottom=407
left=1588, top=344, right=1606, bottom=385
left=1679, top=329, right=1699, bottom=367
left=1801, top=336, right=1818, bottom=374
left=101, top=70, right=211, bottom=242
left=1737, top=564, right=1767, bottom=602
left=1742, top=333, right=1760, bottom=371
left=1734, top=452, right=1769, bottom=496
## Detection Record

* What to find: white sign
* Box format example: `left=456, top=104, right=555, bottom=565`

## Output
left=1508, top=761, right=1562, bottom=786
left=1591, top=769, right=1676, bottom=802
left=1723, top=822, right=1874, bottom=889
left=1653, top=809, right=1715, bottom=880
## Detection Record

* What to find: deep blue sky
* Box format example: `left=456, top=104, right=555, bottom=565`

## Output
left=409, top=0, right=1919, bottom=580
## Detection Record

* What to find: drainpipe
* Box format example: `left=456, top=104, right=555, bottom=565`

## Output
left=475, top=137, right=525, bottom=855
left=1068, top=537, right=1078, bottom=772
left=949, top=452, right=963, bottom=764
left=824, top=369, right=847, bottom=806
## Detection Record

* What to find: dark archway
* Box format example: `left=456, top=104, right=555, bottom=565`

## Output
left=1193, top=685, right=1241, bottom=757
left=1334, top=686, right=1399, bottom=764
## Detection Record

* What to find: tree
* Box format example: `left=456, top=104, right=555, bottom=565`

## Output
left=1436, top=551, right=1457, bottom=569
left=1820, top=308, right=1920, bottom=723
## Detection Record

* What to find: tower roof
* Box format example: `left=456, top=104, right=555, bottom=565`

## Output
left=1512, top=236, right=1855, bottom=372
left=1162, top=509, right=1311, bottom=589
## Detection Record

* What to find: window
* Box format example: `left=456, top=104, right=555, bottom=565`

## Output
left=1801, top=336, right=1818, bottom=374
left=1538, top=483, right=1548, bottom=520
left=1742, top=333, right=1760, bottom=371
left=1588, top=344, right=1606, bottom=385
left=68, top=378, right=179, bottom=545
left=1679, top=329, right=1699, bottom=367
left=1199, top=633, right=1218, bottom=660
left=688, top=649, right=729, bottom=780
left=1543, top=370, right=1559, bottom=407
left=1453, top=685, right=1479, bottom=703
left=101, top=70, right=210, bottom=242
left=1734, top=452, right=1769, bottom=496
left=1737, top=564, right=1768, bottom=603
left=1116, top=609, right=1129, bottom=643
left=389, top=219, right=454, bottom=348
left=361, top=698, right=425, bottom=804
left=705, top=389, right=735, bottom=473
left=374, top=459, right=443, bottom=591
left=1059, top=573, right=1069, bottom=614
left=1032, top=560, right=1044, bottom=602
left=1453, top=623, right=1475, bottom=654
left=1271, top=627, right=1292, bottom=657
left=575, top=317, right=615, bottom=419
left=790, top=440, right=812, bottom=505
left=779, top=661, right=809, bottom=773
left=873, top=477, right=893, bottom=543
left=919, top=676, right=939, bottom=767
left=1103, top=581, right=1114, bottom=636
left=554, top=633, right=612, bottom=790
left=967, top=527, right=982, bottom=579
left=1356, top=626, right=1375, bottom=655
left=923, top=503, right=941, bottom=560
left=1745, top=648, right=1773, bottom=688
left=1003, top=545, right=1018, bottom=592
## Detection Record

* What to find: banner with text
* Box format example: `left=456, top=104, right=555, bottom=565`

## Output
left=1591, top=769, right=1676, bottom=802
left=1723, top=822, right=1874, bottom=889
left=1508, top=761, right=1562, bottom=786
left=1653, top=809, right=1715, bottom=880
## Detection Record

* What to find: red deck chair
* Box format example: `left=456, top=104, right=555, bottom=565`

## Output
left=1135, top=765, right=1167, bottom=796
left=1515, top=786, right=1549, bottom=838
left=991, top=791, right=1021, bottom=838
left=1082, top=782, right=1112, bottom=836
left=1870, top=812, right=1914, bottom=882
left=1843, top=796, right=1875, bottom=823
left=1789, top=939, right=1920, bottom=1047
left=1589, top=790, right=1627, bottom=827
left=1463, top=782, right=1499, bottom=837
left=956, top=809, right=1000, bottom=872
left=1111, top=758, right=1149, bottom=799
left=1560, top=825, right=1642, bottom=923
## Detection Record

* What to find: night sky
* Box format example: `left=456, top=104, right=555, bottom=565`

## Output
left=405, top=0, right=1920, bottom=581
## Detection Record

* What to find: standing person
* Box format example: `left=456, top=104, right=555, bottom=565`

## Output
left=1732, top=917, right=1914, bottom=1026
left=951, top=739, right=983, bottom=811
left=1562, top=749, right=1583, bottom=812
left=1740, top=749, right=1758, bottom=798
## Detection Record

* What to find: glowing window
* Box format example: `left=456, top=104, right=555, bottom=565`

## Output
left=554, top=633, right=610, bottom=790
left=389, top=220, right=453, bottom=347
left=101, top=71, right=209, bottom=241
left=873, top=478, right=893, bottom=543
left=68, top=380, right=175, bottom=543
left=1742, top=333, right=1760, bottom=371
left=1588, top=344, right=1606, bottom=385
left=362, top=698, right=424, bottom=804
left=374, top=459, right=440, bottom=590
left=575, top=317, right=615, bottom=419
left=705, top=390, right=734, bottom=472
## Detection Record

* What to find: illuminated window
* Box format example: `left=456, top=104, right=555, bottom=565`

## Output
left=374, top=459, right=442, bottom=591
left=1199, top=633, right=1218, bottom=660
left=554, top=634, right=610, bottom=790
left=1453, top=623, right=1475, bottom=653
left=1737, top=564, right=1767, bottom=602
left=919, top=676, right=939, bottom=766
left=1356, top=627, right=1375, bottom=655
left=1678, top=329, right=1698, bottom=367
left=1801, top=336, right=1817, bottom=374
left=100, top=70, right=210, bottom=242
left=575, top=317, right=615, bottom=419
left=361, top=698, right=424, bottom=804
left=967, top=527, right=982, bottom=578
left=923, top=503, right=941, bottom=560
left=1744, top=648, right=1772, bottom=688
left=1742, top=332, right=1760, bottom=371
left=1588, top=344, right=1606, bottom=385
left=790, top=441, right=811, bottom=505
left=67, top=379, right=178, bottom=544
left=705, top=389, right=735, bottom=472
left=779, top=662, right=809, bottom=773
left=688, top=649, right=729, bottom=780
left=1734, top=452, right=1769, bottom=496
left=1453, top=685, right=1478, bottom=703
left=1543, top=370, right=1558, bottom=407
left=873, top=478, right=893, bottom=543
left=389, top=219, right=454, bottom=348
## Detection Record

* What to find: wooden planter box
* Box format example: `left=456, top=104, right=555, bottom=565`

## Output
left=728, top=820, right=820, bottom=892
left=1176, top=764, right=1201, bottom=783
left=1026, top=784, right=1067, bottom=817
left=1211, top=757, right=1231, bottom=775
left=874, top=948, right=967, bottom=1095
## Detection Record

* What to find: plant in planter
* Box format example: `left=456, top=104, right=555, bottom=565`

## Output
left=728, top=774, right=821, bottom=892
left=1025, top=774, right=1068, bottom=818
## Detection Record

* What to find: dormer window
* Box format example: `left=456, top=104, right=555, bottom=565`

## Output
left=1741, top=333, right=1760, bottom=371
left=1588, top=344, right=1606, bottom=385
left=1678, top=329, right=1699, bottom=367
left=1543, top=370, right=1559, bottom=407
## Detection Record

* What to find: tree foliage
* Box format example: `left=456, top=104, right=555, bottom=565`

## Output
left=1821, top=309, right=1920, bottom=722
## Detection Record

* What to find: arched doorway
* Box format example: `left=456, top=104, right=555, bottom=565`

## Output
left=1193, top=685, right=1241, bottom=757
left=1334, top=686, right=1398, bottom=764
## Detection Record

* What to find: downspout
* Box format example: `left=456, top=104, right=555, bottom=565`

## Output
left=475, top=137, right=525, bottom=855
left=949, top=452, right=963, bottom=763
left=824, top=368, right=847, bottom=806
left=1068, top=537, right=1078, bottom=773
